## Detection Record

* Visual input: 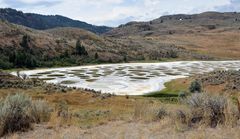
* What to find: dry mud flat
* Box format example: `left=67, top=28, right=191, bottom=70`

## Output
left=15, top=61, right=240, bottom=95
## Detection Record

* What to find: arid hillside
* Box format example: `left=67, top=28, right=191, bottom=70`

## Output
left=106, top=12, right=240, bottom=37
left=106, top=12, right=240, bottom=59
left=1, top=11, right=240, bottom=69
left=0, top=19, right=212, bottom=69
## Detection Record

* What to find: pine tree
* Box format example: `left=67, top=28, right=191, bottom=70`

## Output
left=20, top=35, right=30, bottom=48
left=124, top=55, right=127, bottom=62
left=94, top=52, right=99, bottom=59
left=76, top=40, right=88, bottom=56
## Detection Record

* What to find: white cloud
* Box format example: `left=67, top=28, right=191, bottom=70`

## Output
left=17, top=0, right=59, bottom=4
left=0, top=0, right=8, bottom=7
left=0, top=0, right=239, bottom=26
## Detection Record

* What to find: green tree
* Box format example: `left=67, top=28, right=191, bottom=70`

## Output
left=15, top=51, right=27, bottom=67
left=76, top=40, right=88, bottom=56
left=14, top=51, right=37, bottom=68
left=108, top=58, right=113, bottom=63
left=20, top=35, right=30, bottom=48
left=124, top=55, right=127, bottom=62
left=9, top=51, right=16, bottom=63
left=94, top=52, right=99, bottom=59
left=189, top=80, right=202, bottom=93
left=60, top=50, right=69, bottom=58
left=25, top=54, right=37, bottom=68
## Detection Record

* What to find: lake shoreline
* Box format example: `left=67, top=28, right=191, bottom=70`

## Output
left=11, top=61, right=240, bottom=95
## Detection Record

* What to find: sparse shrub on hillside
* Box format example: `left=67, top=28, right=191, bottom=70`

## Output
left=167, top=50, right=178, bottom=58
left=0, top=94, right=51, bottom=136
left=62, top=50, right=70, bottom=58
left=20, top=35, right=30, bottom=49
left=76, top=40, right=88, bottom=56
left=189, top=80, right=202, bottom=93
left=108, top=58, right=113, bottom=63
left=123, top=55, right=127, bottom=62
left=94, top=52, right=99, bottom=59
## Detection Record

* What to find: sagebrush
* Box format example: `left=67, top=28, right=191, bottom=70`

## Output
left=0, top=93, right=51, bottom=136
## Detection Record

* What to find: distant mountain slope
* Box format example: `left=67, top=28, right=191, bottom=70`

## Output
left=0, top=8, right=112, bottom=34
left=105, top=12, right=240, bottom=37
left=104, top=12, right=240, bottom=59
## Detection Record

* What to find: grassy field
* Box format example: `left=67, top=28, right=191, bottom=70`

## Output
left=2, top=84, right=240, bottom=139
left=144, top=78, right=192, bottom=103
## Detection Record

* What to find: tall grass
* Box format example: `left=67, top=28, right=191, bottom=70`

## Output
left=133, top=101, right=168, bottom=121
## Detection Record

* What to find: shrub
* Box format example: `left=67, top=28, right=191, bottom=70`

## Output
left=178, top=92, right=187, bottom=103
left=94, top=52, right=99, bottom=59
left=123, top=55, right=127, bottom=62
left=187, top=93, right=230, bottom=127
left=20, top=35, right=30, bottom=48
left=167, top=50, right=178, bottom=58
left=31, top=100, right=51, bottom=123
left=0, top=94, right=51, bottom=136
left=156, top=107, right=168, bottom=119
left=0, top=94, right=32, bottom=136
left=189, top=80, right=202, bottom=93
left=56, top=100, right=69, bottom=119
left=0, top=59, right=13, bottom=69
left=76, top=40, right=88, bottom=56
left=175, top=109, right=188, bottom=124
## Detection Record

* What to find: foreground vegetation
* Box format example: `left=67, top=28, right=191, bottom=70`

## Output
left=0, top=70, right=240, bottom=138
left=1, top=91, right=240, bottom=138
left=0, top=94, right=51, bottom=136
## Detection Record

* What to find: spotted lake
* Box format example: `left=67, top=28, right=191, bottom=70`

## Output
left=13, top=61, right=240, bottom=95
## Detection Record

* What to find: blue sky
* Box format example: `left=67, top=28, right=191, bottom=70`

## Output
left=0, top=0, right=239, bottom=27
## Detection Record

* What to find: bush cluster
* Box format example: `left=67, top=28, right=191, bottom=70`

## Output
left=176, top=93, right=239, bottom=128
left=0, top=93, right=51, bottom=136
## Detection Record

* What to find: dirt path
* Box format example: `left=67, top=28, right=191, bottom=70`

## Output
left=5, top=121, right=240, bottom=139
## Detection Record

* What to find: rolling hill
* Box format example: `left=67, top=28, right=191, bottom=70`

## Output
left=105, top=12, right=240, bottom=59
left=0, top=19, right=211, bottom=69
left=0, top=8, right=111, bottom=34
left=1, top=10, right=240, bottom=69
left=106, top=12, right=240, bottom=37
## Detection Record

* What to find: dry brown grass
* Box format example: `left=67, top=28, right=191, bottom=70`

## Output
left=162, top=30, right=240, bottom=59
left=0, top=87, right=156, bottom=128
left=1, top=85, right=240, bottom=139
left=7, top=114, right=240, bottom=139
